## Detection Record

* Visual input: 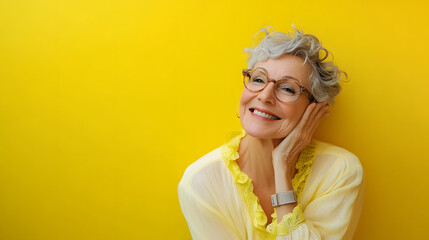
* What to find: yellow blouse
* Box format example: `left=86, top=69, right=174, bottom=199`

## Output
left=178, top=129, right=364, bottom=239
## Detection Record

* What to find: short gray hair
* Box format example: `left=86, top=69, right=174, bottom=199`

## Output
left=243, top=24, right=348, bottom=105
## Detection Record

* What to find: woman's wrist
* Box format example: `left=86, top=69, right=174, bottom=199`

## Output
left=274, top=170, right=294, bottom=191
left=273, top=155, right=297, bottom=176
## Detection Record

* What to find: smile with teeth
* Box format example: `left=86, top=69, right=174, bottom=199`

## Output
left=250, top=108, right=281, bottom=120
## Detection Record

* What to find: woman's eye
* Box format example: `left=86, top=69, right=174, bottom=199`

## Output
left=252, top=78, right=265, bottom=83
left=282, top=87, right=296, bottom=94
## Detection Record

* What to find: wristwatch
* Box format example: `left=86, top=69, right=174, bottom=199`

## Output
left=271, top=190, right=297, bottom=207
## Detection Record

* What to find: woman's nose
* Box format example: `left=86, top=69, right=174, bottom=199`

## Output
left=257, top=82, right=276, bottom=104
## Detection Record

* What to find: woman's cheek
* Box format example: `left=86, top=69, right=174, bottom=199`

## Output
left=239, top=91, right=255, bottom=117
left=239, top=97, right=246, bottom=118
left=279, top=106, right=303, bottom=133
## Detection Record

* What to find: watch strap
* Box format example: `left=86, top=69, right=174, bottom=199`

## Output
left=271, top=190, right=297, bottom=207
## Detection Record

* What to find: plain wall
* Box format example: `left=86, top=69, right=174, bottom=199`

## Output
left=0, top=0, right=428, bottom=239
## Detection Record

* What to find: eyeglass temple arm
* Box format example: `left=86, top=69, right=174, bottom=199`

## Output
left=302, top=87, right=317, bottom=103
left=242, top=69, right=250, bottom=76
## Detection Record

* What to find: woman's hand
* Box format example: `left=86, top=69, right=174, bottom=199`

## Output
left=272, top=101, right=330, bottom=183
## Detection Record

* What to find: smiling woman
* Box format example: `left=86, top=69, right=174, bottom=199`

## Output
left=239, top=54, right=315, bottom=140
left=178, top=25, right=364, bottom=240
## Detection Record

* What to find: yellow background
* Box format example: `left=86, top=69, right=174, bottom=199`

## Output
left=0, top=0, right=428, bottom=239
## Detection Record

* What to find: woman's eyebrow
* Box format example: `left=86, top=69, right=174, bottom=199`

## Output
left=279, top=75, right=300, bottom=81
left=258, top=67, right=300, bottom=81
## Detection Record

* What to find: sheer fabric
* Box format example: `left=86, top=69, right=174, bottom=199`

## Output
left=178, top=129, right=364, bottom=239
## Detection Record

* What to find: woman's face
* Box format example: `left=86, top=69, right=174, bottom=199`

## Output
left=239, top=54, right=313, bottom=140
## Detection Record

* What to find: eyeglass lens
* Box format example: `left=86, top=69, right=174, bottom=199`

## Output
left=244, top=69, right=302, bottom=103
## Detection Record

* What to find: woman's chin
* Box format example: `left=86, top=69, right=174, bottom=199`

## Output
left=242, top=125, right=285, bottom=140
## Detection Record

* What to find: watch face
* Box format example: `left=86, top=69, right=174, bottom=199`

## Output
left=271, top=194, right=278, bottom=207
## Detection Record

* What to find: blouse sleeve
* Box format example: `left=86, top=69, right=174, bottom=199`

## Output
left=178, top=181, right=242, bottom=239
left=273, top=153, right=365, bottom=240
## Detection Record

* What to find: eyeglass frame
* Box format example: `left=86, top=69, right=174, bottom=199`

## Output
left=242, top=68, right=317, bottom=103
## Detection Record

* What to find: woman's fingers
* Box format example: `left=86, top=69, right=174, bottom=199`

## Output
left=294, top=102, right=317, bottom=131
left=314, top=103, right=330, bottom=121
left=301, top=102, right=329, bottom=138
left=280, top=102, right=329, bottom=149
left=302, top=102, right=329, bottom=130
left=308, top=104, right=330, bottom=135
left=311, top=102, right=329, bottom=119
left=276, top=102, right=317, bottom=150
left=274, top=102, right=330, bottom=162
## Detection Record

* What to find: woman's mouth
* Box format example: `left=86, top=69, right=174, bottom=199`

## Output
left=249, top=108, right=281, bottom=120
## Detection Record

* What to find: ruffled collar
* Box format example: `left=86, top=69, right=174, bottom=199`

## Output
left=221, top=129, right=317, bottom=235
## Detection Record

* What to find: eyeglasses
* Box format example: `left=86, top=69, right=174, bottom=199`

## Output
left=242, top=68, right=317, bottom=103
